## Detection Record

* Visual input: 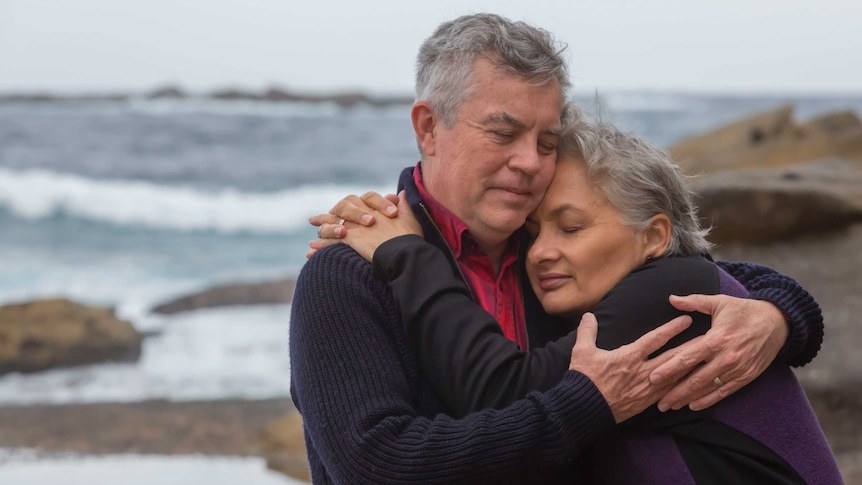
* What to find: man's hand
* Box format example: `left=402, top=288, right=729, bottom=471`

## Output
left=649, top=294, right=788, bottom=412
left=569, top=312, right=692, bottom=423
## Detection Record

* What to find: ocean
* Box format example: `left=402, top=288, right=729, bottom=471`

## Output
left=2, top=92, right=861, bottom=405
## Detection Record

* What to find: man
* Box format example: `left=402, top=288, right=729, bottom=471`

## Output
left=291, top=13, right=822, bottom=484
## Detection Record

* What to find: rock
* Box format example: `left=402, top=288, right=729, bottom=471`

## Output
left=260, top=87, right=297, bottom=102
left=694, top=158, right=862, bottom=243
left=258, top=412, right=311, bottom=483
left=151, top=279, right=295, bottom=314
left=209, top=88, right=261, bottom=101
left=146, top=85, right=186, bottom=99
left=0, top=299, right=142, bottom=375
left=0, top=398, right=293, bottom=456
left=670, top=106, right=862, bottom=175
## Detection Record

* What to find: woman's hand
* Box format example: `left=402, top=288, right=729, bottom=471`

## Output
left=343, top=192, right=423, bottom=262
left=307, top=191, right=400, bottom=258
left=308, top=191, right=422, bottom=261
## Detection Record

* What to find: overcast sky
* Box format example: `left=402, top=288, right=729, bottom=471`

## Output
left=2, top=0, right=860, bottom=95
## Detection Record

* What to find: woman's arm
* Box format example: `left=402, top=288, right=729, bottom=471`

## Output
left=373, top=235, right=575, bottom=416
left=374, top=235, right=716, bottom=418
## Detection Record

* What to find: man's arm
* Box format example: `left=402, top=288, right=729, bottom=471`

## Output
left=649, top=261, right=823, bottom=412
left=716, top=260, right=822, bottom=367
left=290, top=244, right=616, bottom=484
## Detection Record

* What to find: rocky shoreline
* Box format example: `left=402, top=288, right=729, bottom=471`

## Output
left=0, top=85, right=413, bottom=108
left=0, top=398, right=310, bottom=482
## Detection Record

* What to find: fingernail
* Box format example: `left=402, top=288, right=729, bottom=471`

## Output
left=386, top=206, right=397, bottom=215
left=658, top=403, right=669, bottom=412
left=689, top=403, right=701, bottom=411
left=361, top=214, right=373, bottom=224
left=334, top=226, right=343, bottom=237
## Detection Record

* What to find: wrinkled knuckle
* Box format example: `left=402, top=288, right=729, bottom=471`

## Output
left=331, top=199, right=348, bottom=214
left=688, top=375, right=706, bottom=390
left=704, top=337, right=725, bottom=355
left=678, top=352, right=699, bottom=369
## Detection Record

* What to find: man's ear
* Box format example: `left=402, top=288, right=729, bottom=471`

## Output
left=643, top=214, right=672, bottom=260
left=412, top=101, right=437, bottom=156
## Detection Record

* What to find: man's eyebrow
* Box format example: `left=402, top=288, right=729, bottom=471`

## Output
left=482, top=112, right=561, bottom=137
left=482, top=112, right=525, bottom=128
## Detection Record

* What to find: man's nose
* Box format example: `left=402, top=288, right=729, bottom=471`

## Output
left=508, top=140, right=543, bottom=175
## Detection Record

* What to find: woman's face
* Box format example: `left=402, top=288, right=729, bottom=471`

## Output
left=525, top=157, right=650, bottom=318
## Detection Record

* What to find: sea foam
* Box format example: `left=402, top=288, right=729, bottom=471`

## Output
left=0, top=167, right=390, bottom=233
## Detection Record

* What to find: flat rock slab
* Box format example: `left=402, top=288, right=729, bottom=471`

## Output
left=695, top=158, right=862, bottom=243
left=0, top=398, right=293, bottom=456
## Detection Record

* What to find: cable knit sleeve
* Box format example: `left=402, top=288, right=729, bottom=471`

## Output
left=289, top=243, right=615, bottom=484
left=714, top=260, right=823, bottom=367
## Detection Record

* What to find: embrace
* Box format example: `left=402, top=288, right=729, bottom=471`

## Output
left=291, top=13, right=841, bottom=484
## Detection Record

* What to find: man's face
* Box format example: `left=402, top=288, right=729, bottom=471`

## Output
left=422, top=57, right=563, bottom=247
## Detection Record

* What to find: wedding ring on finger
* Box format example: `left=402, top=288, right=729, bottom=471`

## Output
left=336, top=218, right=345, bottom=226
left=317, top=225, right=323, bottom=239
left=714, top=376, right=725, bottom=387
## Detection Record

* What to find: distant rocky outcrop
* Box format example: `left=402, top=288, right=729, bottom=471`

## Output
left=0, top=85, right=413, bottom=107
left=670, top=105, right=862, bottom=175
left=208, top=86, right=411, bottom=107
left=0, top=299, right=142, bottom=375
left=151, top=279, right=295, bottom=314
left=146, top=85, right=187, bottom=99
left=258, top=412, right=311, bottom=482
left=666, top=105, right=862, bottom=243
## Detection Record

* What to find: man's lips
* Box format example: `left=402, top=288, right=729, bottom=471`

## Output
left=536, top=273, right=570, bottom=291
left=492, top=186, right=531, bottom=198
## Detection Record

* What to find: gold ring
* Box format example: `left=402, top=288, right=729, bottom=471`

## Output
left=336, top=218, right=345, bottom=226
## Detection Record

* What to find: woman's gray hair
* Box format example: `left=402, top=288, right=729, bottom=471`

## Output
left=558, top=105, right=713, bottom=256
left=415, top=13, right=569, bottom=127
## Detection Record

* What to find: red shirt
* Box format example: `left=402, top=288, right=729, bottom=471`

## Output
left=413, top=164, right=529, bottom=350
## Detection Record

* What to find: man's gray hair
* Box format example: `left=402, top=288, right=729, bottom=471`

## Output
left=558, top=105, right=713, bottom=257
left=416, top=13, right=569, bottom=127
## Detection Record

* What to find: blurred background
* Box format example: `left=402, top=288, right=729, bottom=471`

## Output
left=1, top=0, right=860, bottom=483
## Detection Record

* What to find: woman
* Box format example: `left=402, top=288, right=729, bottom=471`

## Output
left=318, top=109, right=841, bottom=484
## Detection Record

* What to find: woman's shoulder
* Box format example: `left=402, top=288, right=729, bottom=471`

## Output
left=623, top=255, right=719, bottom=297
left=593, top=256, right=718, bottom=350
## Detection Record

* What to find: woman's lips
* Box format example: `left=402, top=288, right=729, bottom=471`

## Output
left=536, top=273, right=570, bottom=291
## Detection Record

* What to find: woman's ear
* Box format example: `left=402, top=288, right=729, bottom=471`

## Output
left=411, top=101, right=437, bottom=156
left=643, top=214, right=672, bottom=260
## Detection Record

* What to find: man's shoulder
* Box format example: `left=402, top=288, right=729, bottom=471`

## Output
left=299, top=244, right=373, bottom=287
